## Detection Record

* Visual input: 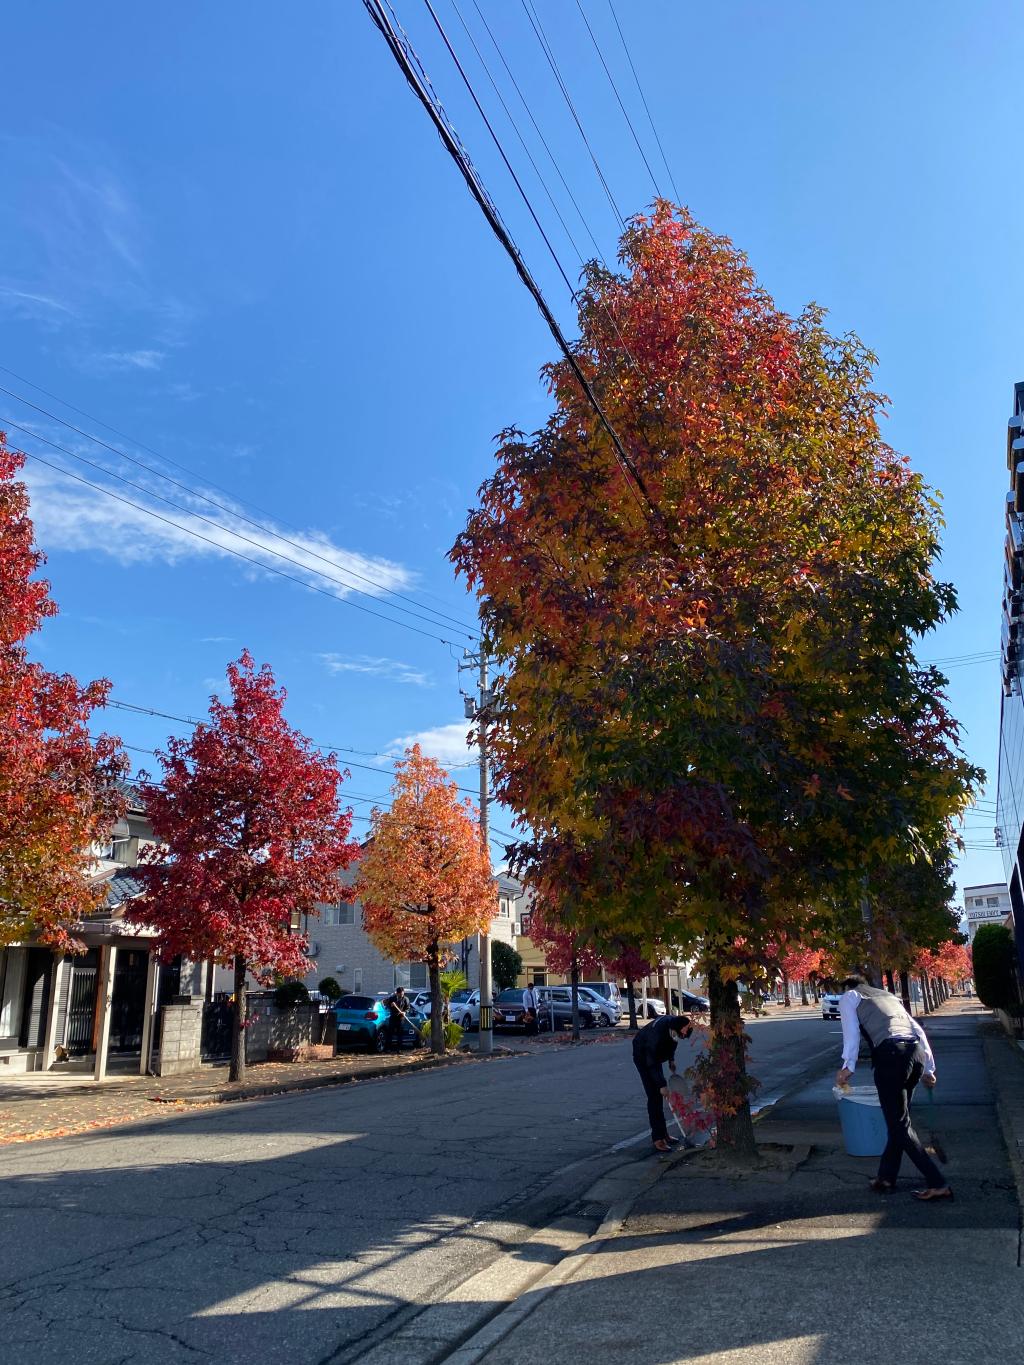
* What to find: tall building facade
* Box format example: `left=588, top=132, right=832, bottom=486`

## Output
left=995, top=379, right=1024, bottom=971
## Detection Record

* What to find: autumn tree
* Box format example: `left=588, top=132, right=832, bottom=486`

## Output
left=0, top=432, right=126, bottom=950
left=357, top=746, right=495, bottom=1054
left=137, top=652, right=358, bottom=1081
left=452, top=204, right=979, bottom=1153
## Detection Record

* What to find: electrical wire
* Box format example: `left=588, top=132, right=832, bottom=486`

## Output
left=606, top=0, right=681, bottom=204
left=573, top=0, right=661, bottom=197
left=105, top=696, right=483, bottom=794
left=0, top=363, right=476, bottom=635
left=468, top=0, right=609, bottom=265
left=437, top=0, right=648, bottom=386
left=1, top=396, right=476, bottom=640
left=12, top=428, right=464, bottom=646
left=366, top=0, right=659, bottom=529
left=519, top=0, right=624, bottom=229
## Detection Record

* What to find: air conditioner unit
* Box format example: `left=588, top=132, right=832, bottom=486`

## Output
left=305, top=940, right=321, bottom=959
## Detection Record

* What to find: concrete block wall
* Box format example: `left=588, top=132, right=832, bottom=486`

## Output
left=244, top=1002, right=319, bottom=1063
left=156, top=1002, right=203, bottom=1076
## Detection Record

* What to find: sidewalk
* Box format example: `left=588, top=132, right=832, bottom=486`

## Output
left=462, top=1001, right=1024, bottom=1365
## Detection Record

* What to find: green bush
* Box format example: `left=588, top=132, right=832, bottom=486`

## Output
left=972, top=924, right=1018, bottom=1012
left=274, top=979, right=311, bottom=1009
left=317, top=976, right=342, bottom=1002
left=492, top=941, right=524, bottom=992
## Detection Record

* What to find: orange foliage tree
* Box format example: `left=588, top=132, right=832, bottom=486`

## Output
left=357, top=747, right=495, bottom=1054
left=1, top=433, right=126, bottom=950
left=452, top=203, right=980, bottom=1152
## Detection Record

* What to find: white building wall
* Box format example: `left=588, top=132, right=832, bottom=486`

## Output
left=963, top=883, right=1013, bottom=945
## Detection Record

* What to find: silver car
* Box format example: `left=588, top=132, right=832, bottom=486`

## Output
left=577, top=985, right=621, bottom=1026
left=446, top=988, right=481, bottom=1030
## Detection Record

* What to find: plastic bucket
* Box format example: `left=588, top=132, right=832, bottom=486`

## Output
left=833, top=1085, right=888, bottom=1157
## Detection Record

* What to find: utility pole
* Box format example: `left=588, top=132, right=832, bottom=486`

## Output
left=462, top=645, right=493, bottom=1053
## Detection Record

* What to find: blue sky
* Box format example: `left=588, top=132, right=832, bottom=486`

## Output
left=2, top=2, right=1018, bottom=890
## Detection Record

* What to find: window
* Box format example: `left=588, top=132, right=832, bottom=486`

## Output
left=322, top=902, right=354, bottom=927
left=353, top=969, right=363, bottom=993
left=987, top=896, right=1001, bottom=907
left=408, top=962, right=428, bottom=989
left=498, top=897, right=511, bottom=917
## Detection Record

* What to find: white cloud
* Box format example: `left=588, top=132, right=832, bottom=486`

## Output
left=0, top=284, right=75, bottom=320
left=20, top=458, right=416, bottom=599
left=384, top=720, right=474, bottom=766
left=100, top=348, right=165, bottom=371
left=320, top=653, right=430, bottom=687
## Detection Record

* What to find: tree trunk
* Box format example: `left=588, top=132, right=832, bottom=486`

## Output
left=570, top=951, right=580, bottom=1042
left=781, top=972, right=791, bottom=1006
left=707, top=964, right=756, bottom=1158
left=230, top=954, right=247, bottom=1083
left=429, top=948, right=444, bottom=1055
left=626, top=978, right=638, bottom=1030
left=920, top=974, right=932, bottom=1013
left=799, top=979, right=808, bottom=1006
left=899, top=971, right=912, bottom=1012
left=884, top=968, right=896, bottom=994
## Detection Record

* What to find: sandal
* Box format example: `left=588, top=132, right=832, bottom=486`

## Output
left=653, top=1139, right=671, bottom=1153
left=868, top=1179, right=893, bottom=1193
left=913, top=1186, right=954, bottom=1202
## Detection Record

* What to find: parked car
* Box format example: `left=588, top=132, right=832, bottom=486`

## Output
left=581, top=980, right=624, bottom=1015
left=639, top=995, right=667, bottom=1018
left=678, top=990, right=710, bottom=1016
left=493, top=987, right=533, bottom=1031
left=821, top=993, right=842, bottom=1020
left=535, top=986, right=602, bottom=1030
left=577, top=986, right=621, bottom=1026
left=446, top=989, right=481, bottom=1030
left=334, top=995, right=427, bottom=1052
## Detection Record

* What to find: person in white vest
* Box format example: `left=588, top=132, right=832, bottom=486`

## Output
left=835, top=974, right=952, bottom=1201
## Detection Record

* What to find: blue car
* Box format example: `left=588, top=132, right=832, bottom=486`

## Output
left=332, top=995, right=427, bottom=1053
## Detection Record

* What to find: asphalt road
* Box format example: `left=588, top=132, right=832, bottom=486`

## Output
left=0, top=1010, right=837, bottom=1364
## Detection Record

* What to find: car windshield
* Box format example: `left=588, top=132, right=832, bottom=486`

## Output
left=449, top=990, right=471, bottom=1004
left=336, top=996, right=375, bottom=1010
left=496, top=989, right=524, bottom=1003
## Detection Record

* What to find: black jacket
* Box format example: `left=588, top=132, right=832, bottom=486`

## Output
left=632, top=1014, right=691, bottom=1083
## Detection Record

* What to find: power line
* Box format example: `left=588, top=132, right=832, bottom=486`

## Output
left=520, top=0, right=624, bottom=229
left=11, top=426, right=462, bottom=646
left=106, top=696, right=483, bottom=794
left=0, top=364, right=476, bottom=636
left=2, top=394, right=476, bottom=640
left=433, top=0, right=648, bottom=386
left=365, top=0, right=659, bottom=528
left=468, top=0, right=609, bottom=265
left=573, top=0, right=661, bottom=197
left=606, top=0, right=681, bottom=204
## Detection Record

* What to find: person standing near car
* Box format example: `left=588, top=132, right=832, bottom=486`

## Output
left=632, top=1013, right=693, bottom=1153
left=383, top=986, right=410, bottom=1053
left=835, top=975, right=951, bottom=1201
left=522, top=981, right=538, bottom=1036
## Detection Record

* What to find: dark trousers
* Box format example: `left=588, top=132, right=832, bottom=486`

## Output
left=872, top=1039, right=944, bottom=1188
left=386, top=1016, right=403, bottom=1051
left=524, top=1009, right=538, bottom=1036
left=634, top=1059, right=668, bottom=1142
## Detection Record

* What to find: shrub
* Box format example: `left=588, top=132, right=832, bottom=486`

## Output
left=274, top=979, right=311, bottom=1010
left=318, top=976, right=342, bottom=1002
left=492, top=941, right=524, bottom=992
left=972, top=924, right=1018, bottom=1012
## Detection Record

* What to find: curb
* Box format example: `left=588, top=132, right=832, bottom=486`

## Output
left=150, top=1048, right=516, bottom=1108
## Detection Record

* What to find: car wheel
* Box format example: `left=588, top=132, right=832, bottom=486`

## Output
left=600, top=1012, right=611, bottom=1027
left=461, top=1014, right=472, bottom=1030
